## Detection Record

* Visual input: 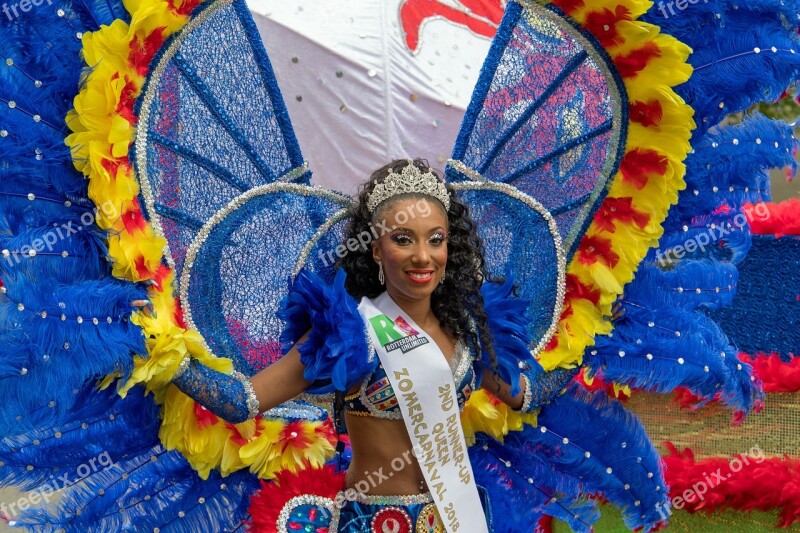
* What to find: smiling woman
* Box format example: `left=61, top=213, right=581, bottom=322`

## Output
left=4, top=0, right=792, bottom=528
left=227, top=158, right=576, bottom=530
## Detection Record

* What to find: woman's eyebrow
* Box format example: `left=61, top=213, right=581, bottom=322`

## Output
left=393, top=226, right=446, bottom=233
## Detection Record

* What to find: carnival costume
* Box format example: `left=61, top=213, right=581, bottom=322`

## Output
left=1, top=0, right=798, bottom=530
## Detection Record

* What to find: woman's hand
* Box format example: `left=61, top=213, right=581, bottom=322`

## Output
left=131, top=299, right=156, bottom=318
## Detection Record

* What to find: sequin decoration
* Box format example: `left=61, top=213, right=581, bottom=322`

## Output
left=132, top=0, right=353, bottom=374
left=370, top=506, right=413, bottom=533
left=415, top=503, right=446, bottom=533
left=345, top=338, right=475, bottom=419
left=443, top=0, right=627, bottom=358
left=447, top=1, right=626, bottom=258
left=172, top=358, right=259, bottom=422
left=277, top=495, right=340, bottom=533
left=176, top=183, right=349, bottom=373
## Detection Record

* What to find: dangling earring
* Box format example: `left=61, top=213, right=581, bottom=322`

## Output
left=439, top=270, right=445, bottom=285
left=378, top=262, right=385, bottom=285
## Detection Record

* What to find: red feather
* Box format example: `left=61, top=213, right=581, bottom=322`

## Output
left=630, top=100, right=663, bottom=127
left=248, top=464, right=346, bottom=533
left=620, top=148, right=668, bottom=189
left=114, top=74, right=139, bottom=123
left=121, top=197, right=148, bottom=234
left=193, top=402, right=219, bottom=428
left=593, top=197, right=651, bottom=232
left=551, top=0, right=585, bottom=15
left=739, top=353, right=800, bottom=393
left=565, top=273, right=601, bottom=305
left=745, top=199, right=800, bottom=237
left=129, top=28, right=167, bottom=76
left=584, top=6, right=631, bottom=48
left=614, top=42, right=661, bottom=78
left=577, top=235, right=620, bottom=268
left=662, top=443, right=800, bottom=527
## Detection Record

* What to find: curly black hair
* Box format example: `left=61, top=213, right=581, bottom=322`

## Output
left=335, top=158, right=499, bottom=373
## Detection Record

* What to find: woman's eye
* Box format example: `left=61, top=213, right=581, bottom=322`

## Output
left=392, top=234, right=412, bottom=244
left=430, top=234, right=446, bottom=244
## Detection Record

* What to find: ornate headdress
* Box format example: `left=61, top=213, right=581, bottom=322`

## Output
left=366, top=161, right=451, bottom=213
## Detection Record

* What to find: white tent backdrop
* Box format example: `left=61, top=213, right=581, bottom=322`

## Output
left=247, top=0, right=503, bottom=193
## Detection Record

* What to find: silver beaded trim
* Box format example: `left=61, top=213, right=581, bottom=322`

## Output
left=177, top=183, right=349, bottom=358
left=447, top=178, right=566, bottom=359
left=134, top=0, right=237, bottom=273
left=350, top=491, right=432, bottom=505
left=173, top=354, right=191, bottom=380
left=278, top=162, right=310, bottom=183
left=276, top=495, right=339, bottom=533
left=447, top=159, right=486, bottom=183
left=451, top=337, right=472, bottom=387
left=234, top=371, right=260, bottom=420
left=514, top=373, right=534, bottom=413
left=292, top=206, right=350, bottom=277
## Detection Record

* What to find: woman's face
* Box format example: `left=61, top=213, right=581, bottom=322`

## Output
left=371, top=196, right=448, bottom=302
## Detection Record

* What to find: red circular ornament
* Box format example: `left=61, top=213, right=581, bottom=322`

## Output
left=370, top=506, right=413, bottom=533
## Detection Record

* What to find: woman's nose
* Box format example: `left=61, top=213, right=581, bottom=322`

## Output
left=411, top=243, right=431, bottom=264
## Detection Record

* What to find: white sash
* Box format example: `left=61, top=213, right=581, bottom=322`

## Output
left=357, top=292, right=488, bottom=533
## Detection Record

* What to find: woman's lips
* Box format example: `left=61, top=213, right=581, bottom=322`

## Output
left=405, top=270, right=434, bottom=284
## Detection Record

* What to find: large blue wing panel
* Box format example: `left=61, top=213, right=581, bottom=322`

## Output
left=448, top=1, right=626, bottom=258
left=131, top=0, right=346, bottom=374
left=448, top=0, right=627, bottom=353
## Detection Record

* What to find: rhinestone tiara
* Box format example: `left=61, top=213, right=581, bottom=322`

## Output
left=366, top=162, right=451, bottom=213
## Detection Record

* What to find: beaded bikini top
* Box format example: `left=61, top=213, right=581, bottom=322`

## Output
left=343, top=337, right=476, bottom=419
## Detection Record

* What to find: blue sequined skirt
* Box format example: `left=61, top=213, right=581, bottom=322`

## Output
left=277, top=489, right=493, bottom=532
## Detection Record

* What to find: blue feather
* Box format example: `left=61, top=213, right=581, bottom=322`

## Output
left=644, top=1, right=800, bottom=136
left=477, top=274, right=534, bottom=397
left=470, top=433, right=599, bottom=532
left=0, top=279, right=146, bottom=434
left=11, top=446, right=257, bottom=532
left=589, top=261, right=763, bottom=412
left=0, top=388, right=160, bottom=491
left=278, top=268, right=376, bottom=393
left=531, top=385, right=669, bottom=531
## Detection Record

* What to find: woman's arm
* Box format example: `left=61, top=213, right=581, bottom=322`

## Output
left=480, top=367, right=525, bottom=409
left=480, top=364, right=580, bottom=413
left=250, top=331, right=312, bottom=412
left=171, top=330, right=313, bottom=423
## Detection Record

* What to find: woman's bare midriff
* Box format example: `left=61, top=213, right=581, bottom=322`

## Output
left=344, top=412, right=428, bottom=495
left=344, top=327, right=456, bottom=495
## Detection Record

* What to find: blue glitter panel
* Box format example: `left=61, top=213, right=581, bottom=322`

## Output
left=707, top=234, right=800, bottom=359
left=450, top=1, right=627, bottom=259
left=456, top=186, right=560, bottom=348
left=185, top=187, right=348, bottom=374
left=130, top=0, right=345, bottom=374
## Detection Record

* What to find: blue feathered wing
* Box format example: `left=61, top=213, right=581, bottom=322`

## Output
left=0, top=0, right=349, bottom=530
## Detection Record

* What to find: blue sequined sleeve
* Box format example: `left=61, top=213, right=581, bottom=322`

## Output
left=172, top=357, right=260, bottom=423
left=514, top=363, right=580, bottom=413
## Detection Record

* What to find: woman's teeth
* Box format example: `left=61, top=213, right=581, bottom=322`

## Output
left=407, top=271, right=433, bottom=282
